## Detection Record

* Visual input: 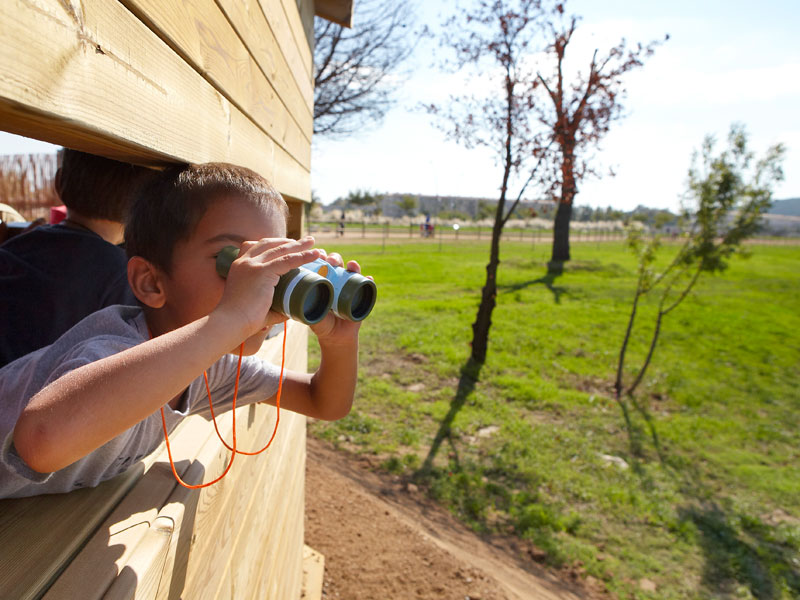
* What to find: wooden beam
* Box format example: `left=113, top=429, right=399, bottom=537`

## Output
left=315, top=0, right=354, bottom=28
left=120, top=0, right=312, bottom=164
left=255, top=0, right=314, bottom=84
left=0, top=0, right=310, bottom=200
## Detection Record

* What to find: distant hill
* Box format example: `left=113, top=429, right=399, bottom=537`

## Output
left=769, top=198, right=800, bottom=216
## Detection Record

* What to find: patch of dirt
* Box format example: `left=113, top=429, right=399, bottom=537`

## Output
left=305, top=437, right=607, bottom=600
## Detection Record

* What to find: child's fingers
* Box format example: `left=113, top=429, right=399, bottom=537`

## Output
left=324, top=252, right=344, bottom=268
left=263, top=246, right=322, bottom=275
left=241, top=235, right=316, bottom=259
left=238, top=237, right=297, bottom=257
left=345, top=259, right=361, bottom=274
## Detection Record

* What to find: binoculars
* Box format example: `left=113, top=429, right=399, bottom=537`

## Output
left=215, top=246, right=376, bottom=325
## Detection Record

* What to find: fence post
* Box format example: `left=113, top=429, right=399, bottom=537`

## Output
left=409, top=223, right=413, bottom=238
left=362, top=220, right=366, bottom=238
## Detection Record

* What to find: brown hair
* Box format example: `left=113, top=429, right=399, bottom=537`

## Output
left=56, top=149, right=155, bottom=221
left=124, top=162, right=288, bottom=272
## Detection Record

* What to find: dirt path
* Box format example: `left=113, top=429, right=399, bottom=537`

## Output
left=305, top=437, right=603, bottom=600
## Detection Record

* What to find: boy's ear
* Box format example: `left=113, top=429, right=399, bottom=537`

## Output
left=127, top=256, right=166, bottom=308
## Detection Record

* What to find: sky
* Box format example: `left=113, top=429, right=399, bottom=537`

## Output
left=311, top=0, right=800, bottom=211
left=2, top=0, right=797, bottom=213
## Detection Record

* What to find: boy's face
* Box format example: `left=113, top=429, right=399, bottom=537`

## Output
left=157, top=195, right=287, bottom=354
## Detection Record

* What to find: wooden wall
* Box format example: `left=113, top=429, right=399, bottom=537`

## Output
left=0, top=323, right=309, bottom=599
left=0, top=0, right=314, bottom=206
left=0, top=0, right=355, bottom=597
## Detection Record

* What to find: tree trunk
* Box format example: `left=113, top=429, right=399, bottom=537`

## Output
left=549, top=200, right=573, bottom=268
left=470, top=231, right=501, bottom=363
left=550, top=145, right=576, bottom=269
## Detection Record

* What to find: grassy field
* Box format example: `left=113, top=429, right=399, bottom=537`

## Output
left=307, top=238, right=800, bottom=599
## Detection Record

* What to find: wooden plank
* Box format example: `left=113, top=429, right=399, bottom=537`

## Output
left=154, top=407, right=267, bottom=598
left=236, top=414, right=305, bottom=600
left=0, top=466, right=144, bottom=600
left=302, top=545, right=325, bottom=600
left=266, top=424, right=306, bottom=598
left=181, top=326, right=308, bottom=599
left=211, top=411, right=291, bottom=598
left=242, top=0, right=312, bottom=87
left=315, top=0, right=354, bottom=28
left=120, top=0, right=312, bottom=162
left=216, top=0, right=313, bottom=110
left=43, top=417, right=213, bottom=599
left=229, top=108, right=310, bottom=203
left=153, top=501, right=188, bottom=600
left=287, top=199, right=307, bottom=240
left=296, top=0, right=316, bottom=49
left=102, top=518, right=173, bottom=600
left=0, top=0, right=310, bottom=201
left=274, top=0, right=314, bottom=80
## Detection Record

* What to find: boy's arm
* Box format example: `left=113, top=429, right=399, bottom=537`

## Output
left=13, top=237, right=321, bottom=474
left=264, top=335, right=358, bottom=421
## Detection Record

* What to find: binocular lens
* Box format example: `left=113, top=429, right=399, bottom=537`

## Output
left=350, top=283, right=375, bottom=321
left=302, top=283, right=331, bottom=323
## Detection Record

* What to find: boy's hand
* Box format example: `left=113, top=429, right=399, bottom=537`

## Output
left=217, top=236, right=321, bottom=336
left=309, top=250, right=368, bottom=346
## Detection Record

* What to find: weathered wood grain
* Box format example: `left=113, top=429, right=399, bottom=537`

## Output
left=216, top=0, right=313, bottom=108
left=120, top=0, right=312, bottom=160
left=0, top=0, right=310, bottom=200
left=42, top=418, right=213, bottom=599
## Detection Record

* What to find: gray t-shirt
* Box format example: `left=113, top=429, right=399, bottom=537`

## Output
left=0, top=305, right=281, bottom=498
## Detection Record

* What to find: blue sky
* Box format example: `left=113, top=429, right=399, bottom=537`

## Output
left=2, top=1, right=797, bottom=212
left=312, top=0, right=800, bottom=210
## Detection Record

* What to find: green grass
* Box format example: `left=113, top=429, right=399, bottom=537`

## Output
left=308, top=238, right=800, bottom=599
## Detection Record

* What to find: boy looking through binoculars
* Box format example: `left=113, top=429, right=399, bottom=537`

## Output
left=0, top=162, right=366, bottom=498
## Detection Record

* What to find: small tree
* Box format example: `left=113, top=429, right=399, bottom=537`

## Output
left=428, top=0, right=551, bottom=364
left=475, top=200, right=495, bottom=221
left=535, top=2, right=666, bottom=270
left=344, top=188, right=381, bottom=215
left=614, top=124, right=785, bottom=454
left=396, top=194, right=418, bottom=217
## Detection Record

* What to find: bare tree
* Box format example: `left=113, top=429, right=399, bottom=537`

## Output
left=428, top=0, right=551, bottom=364
left=535, top=3, right=666, bottom=270
left=0, top=153, right=59, bottom=220
left=314, top=0, right=418, bottom=137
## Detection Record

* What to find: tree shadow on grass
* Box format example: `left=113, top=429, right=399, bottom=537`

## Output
left=614, top=398, right=799, bottom=597
left=678, top=503, right=800, bottom=599
left=500, top=271, right=567, bottom=304
left=417, top=357, right=483, bottom=474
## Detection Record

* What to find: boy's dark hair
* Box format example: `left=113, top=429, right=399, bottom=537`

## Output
left=125, top=162, right=288, bottom=272
left=56, top=149, right=155, bottom=221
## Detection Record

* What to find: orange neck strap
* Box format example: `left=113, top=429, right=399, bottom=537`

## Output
left=158, top=324, right=286, bottom=489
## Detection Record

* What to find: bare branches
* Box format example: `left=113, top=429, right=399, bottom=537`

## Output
left=0, top=153, right=59, bottom=221
left=313, top=0, right=419, bottom=137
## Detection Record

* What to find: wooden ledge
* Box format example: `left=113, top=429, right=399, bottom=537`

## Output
left=0, top=322, right=309, bottom=599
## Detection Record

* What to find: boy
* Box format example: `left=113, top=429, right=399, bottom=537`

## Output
left=0, top=163, right=362, bottom=498
left=0, top=149, right=154, bottom=367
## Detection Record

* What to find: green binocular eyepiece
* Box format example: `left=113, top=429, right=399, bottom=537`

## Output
left=215, top=246, right=376, bottom=325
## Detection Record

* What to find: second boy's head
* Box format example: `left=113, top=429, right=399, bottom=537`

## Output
left=125, top=163, right=289, bottom=347
left=57, top=149, right=155, bottom=222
